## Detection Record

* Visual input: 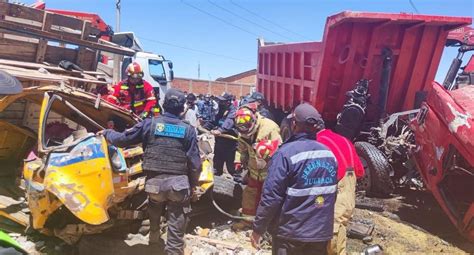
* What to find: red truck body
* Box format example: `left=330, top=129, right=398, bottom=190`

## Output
left=411, top=82, right=474, bottom=240
left=257, top=11, right=470, bottom=122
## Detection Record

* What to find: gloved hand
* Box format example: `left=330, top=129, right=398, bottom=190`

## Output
left=140, top=111, right=149, bottom=119
left=210, top=129, right=222, bottom=136
left=97, top=129, right=107, bottom=136
left=191, top=186, right=204, bottom=202
left=234, top=163, right=242, bottom=172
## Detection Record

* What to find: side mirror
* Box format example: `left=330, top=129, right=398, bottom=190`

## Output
left=169, top=70, right=174, bottom=81
left=168, top=61, right=173, bottom=69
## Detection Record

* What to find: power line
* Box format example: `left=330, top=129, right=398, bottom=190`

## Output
left=137, top=36, right=253, bottom=63
left=409, top=0, right=420, bottom=13
left=229, top=0, right=310, bottom=40
left=207, top=0, right=294, bottom=41
left=181, top=0, right=260, bottom=38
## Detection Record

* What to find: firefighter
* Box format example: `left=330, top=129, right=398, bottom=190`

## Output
left=251, top=103, right=338, bottom=255
left=232, top=105, right=281, bottom=230
left=317, top=126, right=365, bottom=255
left=210, top=92, right=238, bottom=176
left=101, top=88, right=201, bottom=255
left=107, top=62, right=157, bottom=118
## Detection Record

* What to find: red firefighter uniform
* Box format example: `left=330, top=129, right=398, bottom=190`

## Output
left=108, top=80, right=156, bottom=116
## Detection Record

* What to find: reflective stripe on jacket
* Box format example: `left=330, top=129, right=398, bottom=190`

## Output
left=253, top=132, right=338, bottom=242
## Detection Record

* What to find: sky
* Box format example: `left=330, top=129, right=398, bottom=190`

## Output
left=25, top=0, right=473, bottom=82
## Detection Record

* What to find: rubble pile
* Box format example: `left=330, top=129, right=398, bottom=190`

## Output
left=185, top=223, right=271, bottom=255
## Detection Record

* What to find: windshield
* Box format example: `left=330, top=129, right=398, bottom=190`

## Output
left=149, top=59, right=166, bottom=83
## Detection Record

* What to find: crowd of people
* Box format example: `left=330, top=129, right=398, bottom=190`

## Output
left=102, top=62, right=364, bottom=255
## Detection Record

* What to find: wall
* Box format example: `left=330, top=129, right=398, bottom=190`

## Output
left=229, top=74, right=256, bottom=84
left=172, top=77, right=254, bottom=97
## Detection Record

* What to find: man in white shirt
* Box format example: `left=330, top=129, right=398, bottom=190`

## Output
left=183, top=93, right=199, bottom=128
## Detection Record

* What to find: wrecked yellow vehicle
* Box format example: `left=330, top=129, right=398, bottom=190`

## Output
left=0, top=83, right=239, bottom=244
left=0, top=84, right=149, bottom=243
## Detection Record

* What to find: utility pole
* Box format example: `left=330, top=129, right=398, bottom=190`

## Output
left=113, top=0, right=122, bottom=84
left=198, top=62, right=201, bottom=79
left=116, top=0, right=121, bottom=31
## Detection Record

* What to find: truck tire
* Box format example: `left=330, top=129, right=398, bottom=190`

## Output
left=280, top=117, right=292, bottom=142
left=212, top=175, right=243, bottom=205
left=354, top=141, right=394, bottom=197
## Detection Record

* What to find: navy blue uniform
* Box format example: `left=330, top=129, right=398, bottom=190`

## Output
left=103, top=112, right=201, bottom=254
left=213, top=104, right=238, bottom=176
left=253, top=132, right=338, bottom=254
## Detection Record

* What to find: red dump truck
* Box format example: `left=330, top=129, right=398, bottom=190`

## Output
left=257, top=11, right=473, bottom=240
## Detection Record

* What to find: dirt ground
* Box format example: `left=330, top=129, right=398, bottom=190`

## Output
left=4, top=185, right=473, bottom=254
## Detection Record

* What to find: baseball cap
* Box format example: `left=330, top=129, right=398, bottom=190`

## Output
left=287, top=103, right=322, bottom=124
left=217, top=92, right=233, bottom=101
left=164, top=88, right=186, bottom=105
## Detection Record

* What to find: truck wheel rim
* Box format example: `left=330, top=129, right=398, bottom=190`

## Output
left=358, top=157, right=371, bottom=191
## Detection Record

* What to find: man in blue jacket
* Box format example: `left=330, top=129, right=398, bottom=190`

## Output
left=251, top=103, right=338, bottom=255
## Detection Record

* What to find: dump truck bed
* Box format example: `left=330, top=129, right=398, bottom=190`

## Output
left=257, top=11, right=471, bottom=121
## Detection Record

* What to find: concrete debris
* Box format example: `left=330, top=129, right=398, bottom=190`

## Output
left=186, top=222, right=270, bottom=255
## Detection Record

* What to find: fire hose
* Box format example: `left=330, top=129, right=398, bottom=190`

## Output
left=209, top=185, right=253, bottom=221
left=195, top=126, right=252, bottom=220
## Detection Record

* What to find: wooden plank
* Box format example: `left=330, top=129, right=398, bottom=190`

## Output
left=0, top=37, right=36, bottom=62
left=3, top=102, right=25, bottom=112
left=47, top=12, right=85, bottom=31
left=76, top=21, right=92, bottom=69
left=0, top=111, right=24, bottom=119
left=22, top=101, right=35, bottom=127
left=185, top=235, right=240, bottom=250
left=0, top=20, right=135, bottom=56
left=0, top=59, right=103, bottom=75
left=0, top=64, right=107, bottom=85
left=35, top=12, right=51, bottom=63
left=35, top=38, right=48, bottom=63
left=44, top=44, right=78, bottom=66
left=4, top=15, right=42, bottom=29
left=0, top=2, right=44, bottom=23
left=3, top=33, right=39, bottom=43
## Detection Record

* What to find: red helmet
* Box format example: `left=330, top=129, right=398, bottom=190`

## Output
left=235, top=107, right=257, bottom=134
left=126, top=62, right=144, bottom=78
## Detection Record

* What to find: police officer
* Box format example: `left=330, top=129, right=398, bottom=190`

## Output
left=101, top=88, right=201, bottom=255
left=210, top=92, right=238, bottom=176
left=198, top=94, right=217, bottom=129
left=251, top=103, right=338, bottom=255
left=246, top=92, right=275, bottom=121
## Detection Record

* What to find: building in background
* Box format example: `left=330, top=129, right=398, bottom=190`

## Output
left=173, top=69, right=256, bottom=96
left=216, top=69, right=256, bottom=84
